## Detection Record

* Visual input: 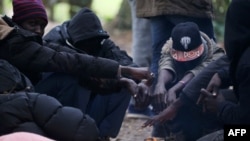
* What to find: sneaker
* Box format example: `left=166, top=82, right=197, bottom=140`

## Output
left=126, top=105, right=153, bottom=119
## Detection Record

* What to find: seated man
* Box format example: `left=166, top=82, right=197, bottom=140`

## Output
left=39, top=7, right=146, bottom=139
left=140, top=22, right=224, bottom=140
left=0, top=59, right=99, bottom=141
left=0, top=0, right=153, bottom=140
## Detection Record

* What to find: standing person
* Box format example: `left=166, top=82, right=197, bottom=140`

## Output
left=128, top=0, right=152, bottom=67
left=136, top=0, right=215, bottom=138
left=127, top=0, right=153, bottom=118
left=40, top=7, right=148, bottom=139
left=0, top=0, right=153, bottom=140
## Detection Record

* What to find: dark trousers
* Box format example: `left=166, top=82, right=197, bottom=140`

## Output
left=35, top=73, right=131, bottom=138
left=171, top=55, right=232, bottom=141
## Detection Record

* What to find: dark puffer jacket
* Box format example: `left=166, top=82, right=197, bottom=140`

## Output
left=0, top=59, right=99, bottom=141
left=0, top=93, right=99, bottom=141
left=0, top=15, right=120, bottom=85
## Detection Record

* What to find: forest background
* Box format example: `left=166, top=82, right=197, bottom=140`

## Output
left=1, top=0, right=231, bottom=43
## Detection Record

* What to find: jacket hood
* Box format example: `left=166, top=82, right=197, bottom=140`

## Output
left=0, top=16, right=14, bottom=40
left=0, top=59, right=33, bottom=93
left=67, top=7, right=109, bottom=45
left=224, top=0, right=250, bottom=61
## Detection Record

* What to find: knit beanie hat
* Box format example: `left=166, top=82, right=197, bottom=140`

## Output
left=170, top=22, right=204, bottom=62
left=12, top=0, right=48, bottom=26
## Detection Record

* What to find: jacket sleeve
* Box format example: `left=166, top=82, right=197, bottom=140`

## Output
left=217, top=49, right=250, bottom=125
left=30, top=93, right=99, bottom=141
left=180, top=55, right=230, bottom=105
left=2, top=29, right=119, bottom=79
left=158, top=43, right=176, bottom=80
left=188, top=43, right=225, bottom=76
left=101, top=39, right=138, bottom=67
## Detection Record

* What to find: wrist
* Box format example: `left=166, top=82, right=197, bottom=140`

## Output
left=120, top=66, right=130, bottom=78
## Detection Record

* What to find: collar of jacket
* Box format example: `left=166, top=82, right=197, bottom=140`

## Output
left=0, top=16, right=15, bottom=40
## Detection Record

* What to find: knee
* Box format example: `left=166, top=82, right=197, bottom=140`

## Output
left=77, top=115, right=100, bottom=141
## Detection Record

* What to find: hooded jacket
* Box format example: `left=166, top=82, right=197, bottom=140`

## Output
left=43, top=8, right=137, bottom=93
left=0, top=59, right=99, bottom=141
left=0, top=15, right=120, bottom=85
left=44, top=8, right=136, bottom=67
left=216, top=0, right=250, bottom=124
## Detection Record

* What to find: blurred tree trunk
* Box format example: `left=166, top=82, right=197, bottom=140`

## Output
left=0, top=0, right=4, bottom=14
left=68, top=0, right=93, bottom=18
left=110, top=0, right=131, bottom=30
left=43, top=0, right=93, bottom=21
left=212, top=0, right=231, bottom=41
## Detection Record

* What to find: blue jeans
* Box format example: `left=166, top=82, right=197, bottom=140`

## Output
left=35, top=73, right=131, bottom=138
left=128, top=0, right=152, bottom=67
left=149, top=15, right=215, bottom=89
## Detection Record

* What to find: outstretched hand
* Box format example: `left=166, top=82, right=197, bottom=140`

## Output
left=120, top=66, right=154, bottom=81
left=141, top=103, right=178, bottom=128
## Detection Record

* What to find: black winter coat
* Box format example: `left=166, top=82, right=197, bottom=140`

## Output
left=0, top=92, right=99, bottom=141
left=0, top=59, right=99, bottom=141
left=0, top=16, right=120, bottom=85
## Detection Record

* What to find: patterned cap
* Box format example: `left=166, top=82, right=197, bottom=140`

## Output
left=170, top=22, right=204, bottom=62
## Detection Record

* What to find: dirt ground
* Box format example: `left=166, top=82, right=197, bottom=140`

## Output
left=110, top=116, right=153, bottom=141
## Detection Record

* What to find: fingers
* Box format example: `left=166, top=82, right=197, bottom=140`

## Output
left=141, top=120, right=151, bottom=128
left=146, top=73, right=155, bottom=85
left=152, top=95, right=166, bottom=114
left=141, top=119, right=155, bottom=128
left=197, top=88, right=212, bottom=105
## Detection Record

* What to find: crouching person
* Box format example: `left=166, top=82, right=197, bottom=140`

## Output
left=0, top=59, right=99, bottom=141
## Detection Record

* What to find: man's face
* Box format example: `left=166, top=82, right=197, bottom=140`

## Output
left=75, top=37, right=103, bottom=55
left=20, top=18, right=47, bottom=37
